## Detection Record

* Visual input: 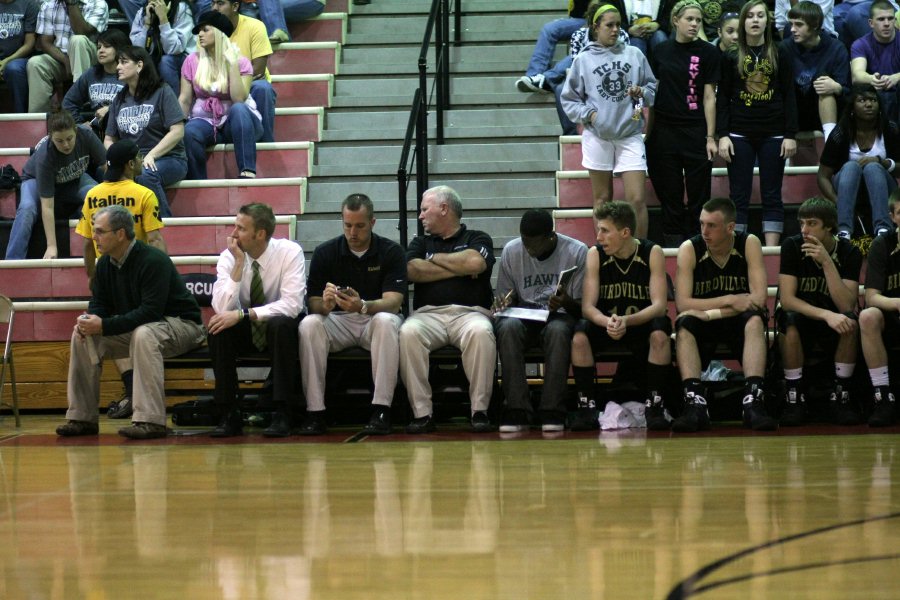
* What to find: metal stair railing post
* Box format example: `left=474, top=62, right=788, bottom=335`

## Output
left=397, top=0, right=457, bottom=315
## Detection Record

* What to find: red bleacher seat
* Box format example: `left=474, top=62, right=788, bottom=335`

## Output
left=268, top=43, right=340, bottom=75
left=0, top=151, right=28, bottom=173
left=559, top=134, right=825, bottom=170
left=324, top=0, right=348, bottom=12
left=204, top=143, right=312, bottom=179
left=289, top=14, right=346, bottom=43
left=5, top=306, right=216, bottom=342
left=67, top=221, right=294, bottom=257
left=0, top=262, right=216, bottom=299
left=168, top=178, right=305, bottom=217
left=0, top=116, right=45, bottom=142
left=274, top=109, right=322, bottom=142
left=556, top=170, right=821, bottom=209
left=271, top=76, right=332, bottom=107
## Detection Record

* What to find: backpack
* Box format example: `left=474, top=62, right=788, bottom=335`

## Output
left=0, top=164, right=21, bottom=190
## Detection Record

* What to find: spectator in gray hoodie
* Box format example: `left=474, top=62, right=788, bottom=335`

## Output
left=561, top=2, right=657, bottom=238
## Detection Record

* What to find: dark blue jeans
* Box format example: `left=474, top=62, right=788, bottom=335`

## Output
left=5, top=175, right=97, bottom=259
left=2, top=57, right=29, bottom=113
left=727, top=135, right=786, bottom=235
left=241, top=0, right=325, bottom=39
left=526, top=17, right=583, bottom=78
left=159, top=54, right=187, bottom=97
left=136, top=154, right=187, bottom=218
left=833, top=160, right=896, bottom=235
left=250, top=80, right=277, bottom=143
left=184, top=104, right=264, bottom=179
left=549, top=55, right=577, bottom=135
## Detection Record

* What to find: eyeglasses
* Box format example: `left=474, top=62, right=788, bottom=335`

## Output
left=93, top=227, right=121, bottom=236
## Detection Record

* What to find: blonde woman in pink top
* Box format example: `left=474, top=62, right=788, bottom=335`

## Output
left=178, top=10, right=261, bottom=179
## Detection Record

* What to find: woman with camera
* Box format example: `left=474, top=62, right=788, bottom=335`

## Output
left=179, top=11, right=262, bottom=179
left=130, top=0, right=195, bottom=93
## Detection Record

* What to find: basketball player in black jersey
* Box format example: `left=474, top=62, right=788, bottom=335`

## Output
left=569, top=201, right=673, bottom=431
left=672, top=197, right=776, bottom=431
left=777, top=198, right=862, bottom=426
left=859, top=192, right=900, bottom=426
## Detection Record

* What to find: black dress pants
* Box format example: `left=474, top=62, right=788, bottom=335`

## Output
left=646, top=123, right=712, bottom=243
left=209, top=314, right=303, bottom=414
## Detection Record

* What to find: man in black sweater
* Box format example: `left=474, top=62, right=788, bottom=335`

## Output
left=56, top=204, right=206, bottom=439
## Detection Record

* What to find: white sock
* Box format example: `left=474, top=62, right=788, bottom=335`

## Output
left=784, top=368, right=802, bottom=382
left=835, top=363, right=855, bottom=379
left=870, top=366, right=890, bottom=387
left=823, top=122, right=836, bottom=140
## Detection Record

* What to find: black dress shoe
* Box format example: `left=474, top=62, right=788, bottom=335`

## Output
left=362, top=406, right=392, bottom=435
left=471, top=410, right=495, bottom=433
left=263, top=412, right=292, bottom=437
left=210, top=409, right=243, bottom=437
left=405, top=414, right=435, bottom=434
left=298, top=411, right=327, bottom=436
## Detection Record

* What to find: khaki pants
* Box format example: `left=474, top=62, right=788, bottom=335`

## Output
left=66, top=317, right=206, bottom=426
left=27, top=35, right=96, bottom=113
left=398, top=305, right=496, bottom=418
left=299, top=311, right=403, bottom=411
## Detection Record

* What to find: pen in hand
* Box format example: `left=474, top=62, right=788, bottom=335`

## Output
left=492, top=289, right=514, bottom=314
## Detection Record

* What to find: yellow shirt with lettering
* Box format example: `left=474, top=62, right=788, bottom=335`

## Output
left=76, top=179, right=165, bottom=255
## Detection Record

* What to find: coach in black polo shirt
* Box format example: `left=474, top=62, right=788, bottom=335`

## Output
left=399, top=185, right=497, bottom=434
left=298, top=194, right=407, bottom=435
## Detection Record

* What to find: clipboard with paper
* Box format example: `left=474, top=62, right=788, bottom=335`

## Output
left=494, top=264, right=580, bottom=322
left=555, top=264, right=579, bottom=295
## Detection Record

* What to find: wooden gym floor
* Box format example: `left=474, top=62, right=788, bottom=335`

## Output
left=0, top=415, right=898, bottom=599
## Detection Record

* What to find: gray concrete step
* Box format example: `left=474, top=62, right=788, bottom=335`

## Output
left=347, top=0, right=562, bottom=16
left=297, top=2, right=569, bottom=239
left=297, top=215, right=523, bottom=255
left=331, top=75, right=557, bottom=108
left=304, top=177, right=557, bottom=214
left=346, top=14, right=554, bottom=45
left=321, top=107, right=563, bottom=142
left=338, top=43, right=559, bottom=76
left=312, top=141, right=559, bottom=177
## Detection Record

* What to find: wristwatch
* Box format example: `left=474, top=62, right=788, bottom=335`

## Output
left=360, top=300, right=369, bottom=315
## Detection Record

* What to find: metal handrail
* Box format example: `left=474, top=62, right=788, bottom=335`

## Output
left=397, top=0, right=459, bottom=251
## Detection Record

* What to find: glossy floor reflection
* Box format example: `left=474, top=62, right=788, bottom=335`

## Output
left=0, top=418, right=897, bottom=599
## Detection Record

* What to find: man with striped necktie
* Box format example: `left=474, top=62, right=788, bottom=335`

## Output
left=208, top=203, right=306, bottom=437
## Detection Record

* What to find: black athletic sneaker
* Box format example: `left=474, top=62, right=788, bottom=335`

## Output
left=868, top=387, right=896, bottom=427
left=831, top=384, right=862, bottom=426
left=568, top=396, right=599, bottom=431
left=499, top=409, right=531, bottom=433
left=568, top=407, right=599, bottom=431
left=742, top=386, right=777, bottom=431
left=672, top=392, right=710, bottom=433
left=780, top=387, right=806, bottom=427
left=540, top=410, right=566, bottom=433
left=107, top=393, right=133, bottom=419
left=645, top=393, right=670, bottom=431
